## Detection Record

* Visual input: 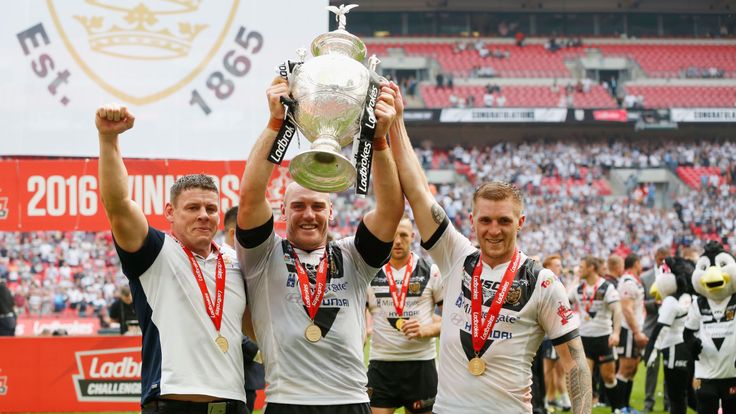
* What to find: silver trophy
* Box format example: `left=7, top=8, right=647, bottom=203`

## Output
left=281, top=4, right=381, bottom=193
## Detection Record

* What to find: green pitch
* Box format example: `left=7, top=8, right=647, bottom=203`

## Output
left=24, top=364, right=694, bottom=414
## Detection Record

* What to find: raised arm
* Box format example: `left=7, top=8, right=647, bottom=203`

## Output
left=96, top=104, right=148, bottom=252
left=386, top=83, right=444, bottom=243
left=555, top=337, right=593, bottom=414
left=238, top=78, right=290, bottom=231
left=361, top=84, right=403, bottom=242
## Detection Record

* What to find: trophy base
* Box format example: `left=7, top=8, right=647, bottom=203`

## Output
left=290, top=149, right=357, bottom=193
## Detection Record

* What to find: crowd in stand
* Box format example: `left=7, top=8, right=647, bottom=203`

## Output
left=1, top=140, right=734, bottom=318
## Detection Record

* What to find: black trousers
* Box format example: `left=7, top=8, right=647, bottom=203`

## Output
left=142, top=399, right=249, bottom=414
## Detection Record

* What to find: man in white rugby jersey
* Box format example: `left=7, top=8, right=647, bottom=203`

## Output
left=386, top=83, right=592, bottom=414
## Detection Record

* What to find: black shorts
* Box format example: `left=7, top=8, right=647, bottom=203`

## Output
left=582, top=335, right=617, bottom=363
left=542, top=338, right=558, bottom=360
left=264, top=402, right=370, bottom=414
left=695, top=377, right=736, bottom=404
left=616, top=328, right=641, bottom=359
left=367, top=359, right=438, bottom=413
left=660, top=342, right=692, bottom=371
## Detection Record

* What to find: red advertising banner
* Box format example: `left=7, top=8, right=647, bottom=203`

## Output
left=0, top=336, right=265, bottom=412
left=0, top=159, right=290, bottom=231
left=592, top=109, right=628, bottom=122
left=0, top=336, right=141, bottom=412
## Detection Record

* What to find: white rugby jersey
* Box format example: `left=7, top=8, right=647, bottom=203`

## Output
left=618, top=273, right=645, bottom=331
left=422, top=220, right=580, bottom=413
left=685, top=294, right=736, bottom=379
left=115, top=228, right=247, bottom=405
left=655, top=294, right=691, bottom=349
left=236, top=218, right=389, bottom=405
left=367, top=256, right=443, bottom=361
left=570, top=279, right=619, bottom=337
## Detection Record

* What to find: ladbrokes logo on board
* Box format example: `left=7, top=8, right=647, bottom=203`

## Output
left=72, top=347, right=142, bottom=402
left=46, top=0, right=239, bottom=105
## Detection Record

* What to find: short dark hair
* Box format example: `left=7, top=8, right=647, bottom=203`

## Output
left=170, top=174, right=218, bottom=205
left=581, top=256, right=601, bottom=273
left=224, top=206, right=238, bottom=231
left=624, top=254, right=640, bottom=270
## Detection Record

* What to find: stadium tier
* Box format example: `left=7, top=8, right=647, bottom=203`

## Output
left=625, top=85, right=736, bottom=108
left=365, top=41, right=736, bottom=79
left=420, top=84, right=616, bottom=108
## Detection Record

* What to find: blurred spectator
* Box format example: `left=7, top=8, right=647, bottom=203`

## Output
left=108, top=285, right=137, bottom=335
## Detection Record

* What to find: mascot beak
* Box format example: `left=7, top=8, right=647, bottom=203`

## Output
left=649, top=283, right=662, bottom=302
left=701, top=266, right=728, bottom=291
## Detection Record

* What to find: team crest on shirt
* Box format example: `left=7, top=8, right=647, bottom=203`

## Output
left=557, top=302, right=574, bottom=325
left=726, top=309, right=735, bottom=321
left=505, top=285, right=522, bottom=305
left=408, top=281, right=422, bottom=295
left=595, top=290, right=605, bottom=300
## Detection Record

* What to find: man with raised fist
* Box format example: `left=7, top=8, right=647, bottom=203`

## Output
left=96, top=104, right=249, bottom=414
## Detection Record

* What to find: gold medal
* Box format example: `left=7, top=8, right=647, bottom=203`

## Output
left=305, top=323, right=322, bottom=343
left=215, top=334, right=229, bottom=353
left=395, top=318, right=405, bottom=331
left=468, top=357, right=486, bottom=376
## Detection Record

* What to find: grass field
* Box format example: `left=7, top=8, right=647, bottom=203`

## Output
left=20, top=362, right=695, bottom=414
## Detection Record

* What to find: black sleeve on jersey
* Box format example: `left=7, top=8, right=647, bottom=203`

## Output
left=236, top=215, right=274, bottom=249
left=420, top=216, right=449, bottom=251
left=550, top=328, right=579, bottom=346
left=355, top=220, right=393, bottom=268
left=114, top=227, right=165, bottom=279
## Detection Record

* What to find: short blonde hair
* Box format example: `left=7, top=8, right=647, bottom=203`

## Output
left=472, top=181, right=523, bottom=215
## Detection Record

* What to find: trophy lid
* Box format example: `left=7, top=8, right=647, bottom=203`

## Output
left=311, top=30, right=367, bottom=61
left=312, top=4, right=366, bottom=61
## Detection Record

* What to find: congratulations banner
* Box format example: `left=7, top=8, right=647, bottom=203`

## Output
left=0, top=1, right=327, bottom=160
left=0, top=159, right=290, bottom=231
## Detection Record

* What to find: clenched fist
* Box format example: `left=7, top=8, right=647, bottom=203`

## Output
left=96, top=103, right=135, bottom=139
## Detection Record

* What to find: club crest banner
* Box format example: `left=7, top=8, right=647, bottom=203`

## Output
left=1, top=1, right=327, bottom=160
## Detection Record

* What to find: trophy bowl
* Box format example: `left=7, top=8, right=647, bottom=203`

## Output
left=286, top=6, right=374, bottom=193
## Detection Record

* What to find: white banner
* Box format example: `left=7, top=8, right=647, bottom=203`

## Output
left=1, top=1, right=328, bottom=159
left=439, top=108, right=568, bottom=123
left=670, top=108, right=736, bottom=123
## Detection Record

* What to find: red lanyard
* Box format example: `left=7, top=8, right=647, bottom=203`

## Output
left=384, top=253, right=414, bottom=318
left=471, top=250, right=521, bottom=353
left=292, top=245, right=329, bottom=320
left=181, top=242, right=226, bottom=332
left=582, top=280, right=600, bottom=314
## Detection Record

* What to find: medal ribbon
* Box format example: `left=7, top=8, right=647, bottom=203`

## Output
left=383, top=253, right=414, bottom=318
left=180, top=242, right=226, bottom=332
left=471, top=250, right=521, bottom=354
left=582, top=280, right=600, bottom=315
left=290, top=243, right=330, bottom=320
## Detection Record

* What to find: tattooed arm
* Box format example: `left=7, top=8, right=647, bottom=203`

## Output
left=554, top=337, right=592, bottom=414
left=387, top=82, right=445, bottom=242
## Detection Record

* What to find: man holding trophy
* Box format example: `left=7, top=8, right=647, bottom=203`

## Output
left=235, top=6, right=404, bottom=414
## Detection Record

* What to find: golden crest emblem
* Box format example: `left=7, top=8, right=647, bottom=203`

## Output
left=505, top=285, right=522, bottom=305
left=409, top=282, right=421, bottom=295
left=47, top=0, right=239, bottom=105
left=726, top=309, right=735, bottom=321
